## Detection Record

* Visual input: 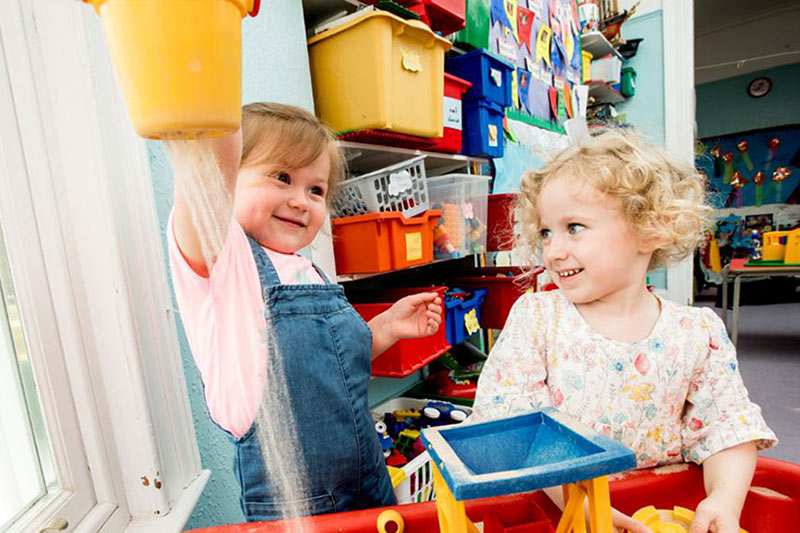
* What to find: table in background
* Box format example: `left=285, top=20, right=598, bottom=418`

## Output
left=721, top=258, right=800, bottom=346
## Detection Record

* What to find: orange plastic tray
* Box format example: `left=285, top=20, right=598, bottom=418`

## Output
left=332, top=210, right=441, bottom=274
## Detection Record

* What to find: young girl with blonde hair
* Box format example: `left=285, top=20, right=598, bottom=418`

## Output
left=167, top=103, right=442, bottom=521
left=472, top=129, right=776, bottom=533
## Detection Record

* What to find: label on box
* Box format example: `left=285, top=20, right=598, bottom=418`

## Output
left=464, top=309, right=480, bottom=335
left=443, top=96, right=462, bottom=131
left=488, top=124, right=499, bottom=147
left=490, top=67, right=503, bottom=87
left=388, top=170, right=413, bottom=196
left=405, top=232, right=423, bottom=261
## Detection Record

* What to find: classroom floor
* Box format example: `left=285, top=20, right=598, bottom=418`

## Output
left=697, top=291, right=800, bottom=465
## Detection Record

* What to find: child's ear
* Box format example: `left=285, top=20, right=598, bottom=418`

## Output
left=638, top=232, right=669, bottom=254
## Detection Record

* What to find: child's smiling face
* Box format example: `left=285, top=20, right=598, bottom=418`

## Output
left=233, top=152, right=330, bottom=254
left=536, top=174, right=654, bottom=304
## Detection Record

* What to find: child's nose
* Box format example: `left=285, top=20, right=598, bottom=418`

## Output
left=287, top=188, right=308, bottom=210
left=544, top=235, right=568, bottom=262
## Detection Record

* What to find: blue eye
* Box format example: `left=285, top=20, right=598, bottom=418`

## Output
left=310, top=186, right=325, bottom=197
left=568, top=223, right=585, bottom=234
left=539, top=228, right=552, bottom=240
left=274, top=172, right=290, bottom=184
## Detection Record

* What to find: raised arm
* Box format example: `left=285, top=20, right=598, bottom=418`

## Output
left=169, top=129, right=242, bottom=277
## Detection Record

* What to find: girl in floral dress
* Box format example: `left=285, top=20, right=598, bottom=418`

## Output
left=472, top=129, right=776, bottom=533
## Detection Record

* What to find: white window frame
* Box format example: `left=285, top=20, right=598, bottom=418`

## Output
left=0, top=1, right=206, bottom=531
left=663, top=0, right=696, bottom=305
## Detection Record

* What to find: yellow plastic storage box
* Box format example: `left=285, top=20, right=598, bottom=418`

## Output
left=307, top=11, right=452, bottom=138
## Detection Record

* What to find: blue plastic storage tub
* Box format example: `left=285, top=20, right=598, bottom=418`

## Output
left=445, top=49, right=514, bottom=107
left=445, top=288, right=487, bottom=345
left=462, top=99, right=505, bottom=158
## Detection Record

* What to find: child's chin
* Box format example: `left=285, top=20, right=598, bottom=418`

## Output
left=559, top=287, right=595, bottom=304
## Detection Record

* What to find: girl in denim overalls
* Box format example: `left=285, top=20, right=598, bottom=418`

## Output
left=166, top=103, right=442, bottom=521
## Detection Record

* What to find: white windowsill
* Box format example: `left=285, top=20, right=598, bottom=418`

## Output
left=124, top=471, right=210, bottom=533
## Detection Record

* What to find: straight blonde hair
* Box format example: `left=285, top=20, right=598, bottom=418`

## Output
left=240, top=102, right=345, bottom=204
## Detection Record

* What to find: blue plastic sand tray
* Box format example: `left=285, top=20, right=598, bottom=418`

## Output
left=447, top=415, right=602, bottom=474
left=422, top=408, right=636, bottom=501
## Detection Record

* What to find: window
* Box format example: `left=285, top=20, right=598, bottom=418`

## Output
left=0, top=228, right=57, bottom=530
left=0, top=1, right=204, bottom=531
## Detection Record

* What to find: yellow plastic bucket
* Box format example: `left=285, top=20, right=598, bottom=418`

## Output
left=82, top=0, right=256, bottom=138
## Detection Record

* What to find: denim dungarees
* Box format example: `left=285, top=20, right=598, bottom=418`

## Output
left=228, top=237, right=396, bottom=522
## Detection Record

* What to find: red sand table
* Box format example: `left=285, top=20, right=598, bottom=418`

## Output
left=188, top=457, right=800, bottom=533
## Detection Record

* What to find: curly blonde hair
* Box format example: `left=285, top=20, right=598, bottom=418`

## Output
left=240, top=102, right=346, bottom=205
left=519, top=128, right=712, bottom=269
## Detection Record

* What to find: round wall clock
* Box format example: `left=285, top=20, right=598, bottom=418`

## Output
left=747, top=77, right=772, bottom=98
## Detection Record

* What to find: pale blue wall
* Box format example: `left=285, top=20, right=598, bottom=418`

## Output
left=146, top=4, right=314, bottom=529
left=696, top=63, right=800, bottom=139
left=616, top=11, right=665, bottom=146
left=616, top=11, right=668, bottom=290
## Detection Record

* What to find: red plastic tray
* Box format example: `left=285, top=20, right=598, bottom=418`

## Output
left=410, top=0, right=466, bottom=35
left=353, top=286, right=450, bottom=378
left=337, top=129, right=438, bottom=150
left=447, top=266, right=545, bottom=330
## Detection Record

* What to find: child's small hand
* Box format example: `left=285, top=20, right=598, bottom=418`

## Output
left=612, top=507, right=652, bottom=533
left=688, top=495, right=741, bottom=533
left=387, top=293, right=443, bottom=340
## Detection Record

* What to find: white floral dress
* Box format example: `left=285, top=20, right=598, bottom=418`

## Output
left=472, top=290, right=777, bottom=467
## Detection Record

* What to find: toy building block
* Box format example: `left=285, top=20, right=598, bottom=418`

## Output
left=386, top=448, right=408, bottom=468
left=375, top=421, right=394, bottom=455
left=395, top=434, right=417, bottom=459
left=394, top=408, right=421, bottom=420
left=422, top=408, right=636, bottom=533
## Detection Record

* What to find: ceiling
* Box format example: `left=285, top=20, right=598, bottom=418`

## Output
left=694, top=0, right=800, bottom=83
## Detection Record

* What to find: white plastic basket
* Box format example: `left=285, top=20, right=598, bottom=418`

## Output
left=371, top=397, right=472, bottom=505
left=332, top=156, right=430, bottom=219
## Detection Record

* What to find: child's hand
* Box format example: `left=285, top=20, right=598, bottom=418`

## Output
left=387, top=293, right=443, bottom=340
left=612, top=507, right=652, bottom=533
left=688, top=495, right=741, bottom=533
left=367, top=293, right=442, bottom=360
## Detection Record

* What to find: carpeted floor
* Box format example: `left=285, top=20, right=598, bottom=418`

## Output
left=698, top=296, right=800, bottom=464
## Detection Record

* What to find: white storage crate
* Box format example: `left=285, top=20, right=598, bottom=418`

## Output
left=332, top=156, right=430, bottom=219
left=591, top=54, right=622, bottom=83
left=371, top=397, right=472, bottom=504
left=427, top=174, right=490, bottom=259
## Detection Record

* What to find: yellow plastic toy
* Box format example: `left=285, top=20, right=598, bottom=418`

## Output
left=761, top=231, right=788, bottom=261
left=79, top=0, right=259, bottom=138
left=784, top=228, right=800, bottom=264
left=629, top=505, right=748, bottom=533
left=386, top=466, right=406, bottom=488
left=376, top=509, right=405, bottom=533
